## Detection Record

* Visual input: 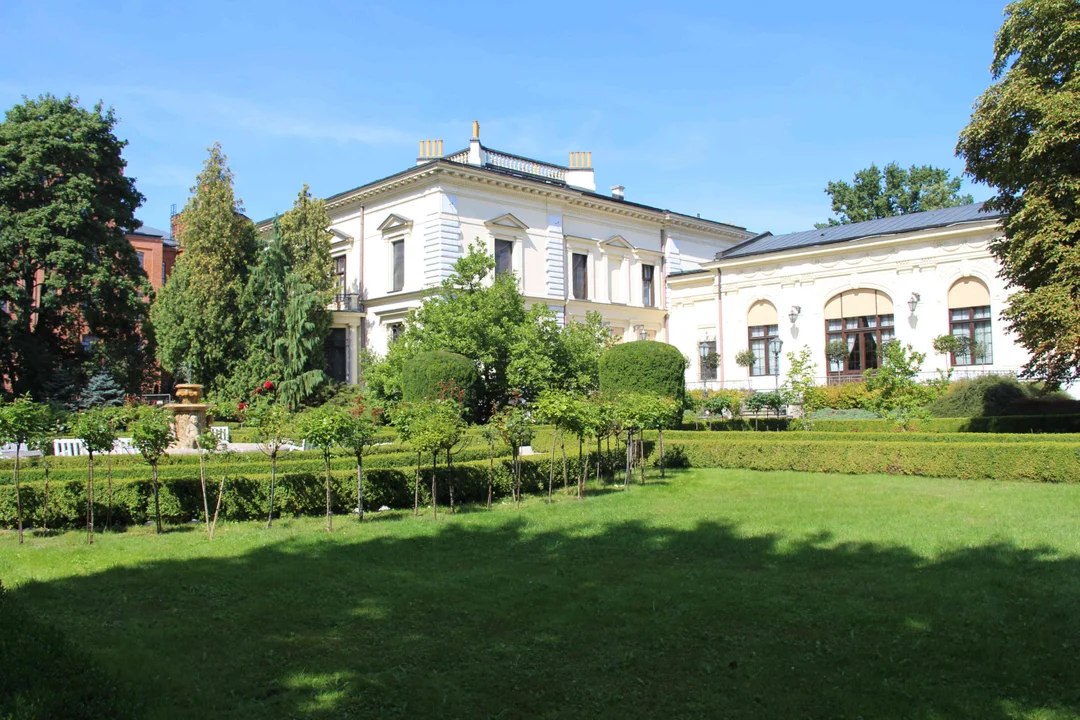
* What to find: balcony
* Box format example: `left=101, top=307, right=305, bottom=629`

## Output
left=330, top=293, right=364, bottom=313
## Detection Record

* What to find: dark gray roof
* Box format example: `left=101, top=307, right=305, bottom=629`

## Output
left=129, top=224, right=178, bottom=247
left=667, top=268, right=710, bottom=278
left=718, top=202, right=1002, bottom=261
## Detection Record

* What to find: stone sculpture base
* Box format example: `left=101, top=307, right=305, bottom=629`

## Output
left=168, top=405, right=208, bottom=450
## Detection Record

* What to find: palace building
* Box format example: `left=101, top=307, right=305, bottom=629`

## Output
left=261, top=122, right=1026, bottom=390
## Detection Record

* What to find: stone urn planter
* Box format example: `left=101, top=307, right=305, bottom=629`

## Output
left=166, top=384, right=209, bottom=450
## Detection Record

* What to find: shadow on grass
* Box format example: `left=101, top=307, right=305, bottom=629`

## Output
left=6, top=515, right=1079, bottom=719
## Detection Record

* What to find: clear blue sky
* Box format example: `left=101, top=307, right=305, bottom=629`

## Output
left=0, top=0, right=1006, bottom=235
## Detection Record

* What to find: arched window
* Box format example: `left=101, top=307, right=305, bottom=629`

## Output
left=948, top=277, right=992, bottom=365
left=824, top=289, right=895, bottom=378
left=747, top=300, right=779, bottom=376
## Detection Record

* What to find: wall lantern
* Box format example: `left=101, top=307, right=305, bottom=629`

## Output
left=908, top=292, right=920, bottom=313
left=788, top=305, right=801, bottom=324
left=768, top=337, right=784, bottom=390
left=633, top=324, right=647, bottom=341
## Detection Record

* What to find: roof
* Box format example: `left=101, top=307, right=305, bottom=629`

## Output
left=128, top=224, right=178, bottom=247
left=260, top=146, right=749, bottom=236
left=667, top=268, right=711, bottom=278
left=717, top=202, right=1003, bottom=261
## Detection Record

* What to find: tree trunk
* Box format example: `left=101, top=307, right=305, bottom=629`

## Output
left=105, top=455, right=113, bottom=531
left=356, top=452, right=364, bottom=522
left=514, top=447, right=521, bottom=505
left=580, top=445, right=588, bottom=499
left=659, top=428, right=666, bottom=479
left=414, top=453, right=421, bottom=516
left=151, top=462, right=163, bottom=534
left=210, top=472, right=226, bottom=540
left=487, top=444, right=494, bottom=509
left=624, top=431, right=632, bottom=487
left=548, top=428, right=557, bottom=504
left=447, top=448, right=455, bottom=514
left=41, top=461, right=50, bottom=534
left=639, top=432, right=646, bottom=485
left=13, top=448, right=23, bottom=545
left=265, top=451, right=277, bottom=529
left=200, top=453, right=211, bottom=536
left=561, top=431, right=568, bottom=490
left=431, top=453, right=438, bottom=520
left=325, top=453, right=333, bottom=533
left=595, top=436, right=602, bottom=489
left=576, top=436, right=582, bottom=493
left=86, top=453, right=94, bottom=545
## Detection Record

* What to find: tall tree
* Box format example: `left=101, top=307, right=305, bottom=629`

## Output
left=957, top=0, right=1080, bottom=387
left=817, top=162, right=974, bottom=227
left=151, top=143, right=258, bottom=387
left=0, top=95, right=151, bottom=398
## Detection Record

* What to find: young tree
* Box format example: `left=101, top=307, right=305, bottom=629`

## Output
left=196, top=430, right=233, bottom=540
left=391, top=402, right=424, bottom=515
left=195, top=429, right=222, bottom=537
left=817, top=162, right=973, bottom=227
left=735, top=349, right=756, bottom=387
left=639, top=394, right=680, bottom=479
left=493, top=403, right=534, bottom=504
left=71, top=408, right=118, bottom=544
left=336, top=396, right=381, bottom=522
left=956, top=0, right=1080, bottom=387
left=781, top=346, right=820, bottom=429
left=534, top=389, right=578, bottom=503
left=0, top=395, right=51, bottom=543
left=246, top=391, right=293, bottom=529
left=151, top=143, right=259, bottom=387
left=130, top=404, right=175, bottom=534
left=478, top=421, right=500, bottom=508
left=863, top=340, right=932, bottom=430
left=612, top=393, right=651, bottom=487
left=408, top=399, right=466, bottom=519
left=27, top=412, right=59, bottom=533
left=0, top=95, right=151, bottom=398
left=298, top=406, right=343, bottom=532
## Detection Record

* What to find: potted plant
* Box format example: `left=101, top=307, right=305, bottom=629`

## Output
left=735, top=349, right=756, bottom=387
left=826, top=341, right=849, bottom=373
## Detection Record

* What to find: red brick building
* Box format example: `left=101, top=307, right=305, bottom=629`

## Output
left=127, top=224, right=180, bottom=292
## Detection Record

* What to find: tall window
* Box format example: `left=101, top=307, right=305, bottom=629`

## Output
left=136, top=251, right=145, bottom=268
left=824, top=289, right=895, bottom=376
left=572, top=253, right=588, bottom=299
left=389, top=323, right=404, bottom=344
left=948, top=277, right=993, bottom=366
left=609, top=257, right=624, bottom=303
left=391, top=240, right=404, bottom=292
left=494, top=239, right=513, bottom=277
left=749, top=325, right=779, bottom=376
left=642, top=264, right=655, bottom=307
left=333, top=255, right=347, bottom=296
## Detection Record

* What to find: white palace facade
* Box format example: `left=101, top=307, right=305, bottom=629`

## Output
left=263, top=122, right=1027, bottom=391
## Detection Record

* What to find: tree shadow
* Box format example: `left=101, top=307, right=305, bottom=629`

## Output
left=6, top=514, right=1079, bottom=719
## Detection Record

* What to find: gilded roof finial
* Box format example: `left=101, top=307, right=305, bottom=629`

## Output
left=472, top=120, right=480, bottom=139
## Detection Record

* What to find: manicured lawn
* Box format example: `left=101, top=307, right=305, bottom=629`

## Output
left=2, top=469, right=1079, bottom=719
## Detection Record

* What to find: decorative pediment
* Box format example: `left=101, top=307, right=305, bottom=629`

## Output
left=603, top=235, right=634, bottom=250
left=377, top=213, right=412, bottom=233
left=484, top=213, right=529, bottom=231
left=329, top=228, right=353, bottom=245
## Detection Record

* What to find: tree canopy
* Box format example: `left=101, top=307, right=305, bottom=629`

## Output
left=817, top=162, right=974, bottom=227
left=956, top=0, right=1080, bottom=387
left=0, top=94, right=151, bottom=399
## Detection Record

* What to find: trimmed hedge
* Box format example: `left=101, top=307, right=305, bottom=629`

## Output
left=675, top=415, right=1080, bottom=434
left=0, top=451, right=626, bottom=530
left=652, top=438, right=1080, bottom=483
left=649, top=429, right=1080, bottom=444
left=402, top=350, right=481, bottom=418
left=599, top=341, right=687, bottom=407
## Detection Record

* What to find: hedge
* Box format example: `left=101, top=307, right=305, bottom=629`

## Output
left=675, top=414, right=1080, bottom=434
left=0, top=451, right=626, bottom=530
left=599, top=341, right=687, bottom=407
left=651, top=438, right=1080, bottom=483
left=402, top=350, right=482, bottom=418
left=648, top=429, right=1080, bottom=444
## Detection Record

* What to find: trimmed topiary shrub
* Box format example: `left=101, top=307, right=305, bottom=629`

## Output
left=402, top=351, right=481, bottom=418
left=599, top=341, right=687, bottom=407
left=927, top=375, right=1034, bottom=418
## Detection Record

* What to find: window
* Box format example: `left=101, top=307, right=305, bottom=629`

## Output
left=947, top=278, right=993, bottom=366
left=391, top=240, right=404, bottom=292
left=609, top=258, right=624, bottom=303
left=950, top=307, right=993, bottom=365
left=161, top=260, right=166, bottom=287
left=700, top=340, right=718, bottom=380
left=572, top=253, right=588, bottom=299
left=642, top=264, right=655, bottom=307
left=748, top=325, right=779, bottom=376
left=389, top=323, right=404, bottom=344
left=824, top=289, right=895, bottom=377
left=494, top=239, right=513, bottom=277
left=81, top=334, right=98, bottom=354
left=333, top=255, right=347, bottom=297
left=136, top=251, right=145, bottom=268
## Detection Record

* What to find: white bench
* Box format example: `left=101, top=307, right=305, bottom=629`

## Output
left=211, top=425, right=230, bottom=443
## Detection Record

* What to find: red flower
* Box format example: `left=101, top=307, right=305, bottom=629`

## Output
left=238, top=402, right=247, bottom=410
left=263, top=381, right=274, bottom=390
left=253, top=387, right=261, bottom=395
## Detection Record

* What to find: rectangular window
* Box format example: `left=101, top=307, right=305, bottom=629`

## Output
left=161, top=260, right=166, bottom=287
left=642, top=264, right=655, bottom=307
left=391, top=240, right=404, bottom=292
left=572, top=253, right=588, bottom=300
left=136, top=251, right=145, bottom=268
left=494, top=239, right=513, bottom=277
left=951, top=306, right=993, bottom=365
left=748, top=325, right=779, bottom=376
left=609, top=258, right=624, bottom=303
left=389, top=323, right=404, bottom=344
left=333, top=255, right=347, bottom=296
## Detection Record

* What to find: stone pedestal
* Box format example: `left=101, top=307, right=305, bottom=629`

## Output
left=166, top=383, right=208, bottom=450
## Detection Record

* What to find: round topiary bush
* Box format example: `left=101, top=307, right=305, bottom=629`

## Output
left=598, top=340, right=687, bottom=407
left=402, top=350, right=481, bottom=418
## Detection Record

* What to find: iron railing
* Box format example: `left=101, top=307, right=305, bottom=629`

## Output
left=330, top=293, right=364, bottom=313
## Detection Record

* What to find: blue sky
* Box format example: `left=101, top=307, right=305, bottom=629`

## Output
left=1, top=0, right=1006, bottom=235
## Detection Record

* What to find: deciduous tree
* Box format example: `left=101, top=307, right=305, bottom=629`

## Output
left=0, top=395, right=52, bottom=543
left=817, top=163, right=973, bottom=227
left=130, top=404, right=174, bottom=534
left=71, top=408, right=117, bottom=544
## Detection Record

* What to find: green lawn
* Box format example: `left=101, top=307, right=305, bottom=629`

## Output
left=2, top=469, right=1079, bottom=719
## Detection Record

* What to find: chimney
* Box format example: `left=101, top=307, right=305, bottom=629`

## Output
left=467, top=120, right=484, bottom=166
left=416, top=139, right=443, bottom=165
left=611, top=185, right=625, bottom=200
left=566, top=151, right=595, bottom=191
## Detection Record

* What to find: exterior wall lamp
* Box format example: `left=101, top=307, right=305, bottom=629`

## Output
left=768, top=337, right=784, bottom=390
left=633, top=324, right=646, bottom=341
left=908, top=292, right=920, bottom=313
left=788, top=305, right=801, bottom=324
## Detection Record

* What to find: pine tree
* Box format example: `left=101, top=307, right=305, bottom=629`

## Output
left=151, top=143, right=258, bottom=387
left=78, top=369, right=126, bottom=409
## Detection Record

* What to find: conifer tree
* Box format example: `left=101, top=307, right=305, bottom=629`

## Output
left=151, top=143, right=258, bottom=387
left=78, top=369, right=126, bottom=409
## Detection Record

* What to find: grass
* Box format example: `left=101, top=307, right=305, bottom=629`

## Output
left=2, top=468, right=1079, bottom=719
